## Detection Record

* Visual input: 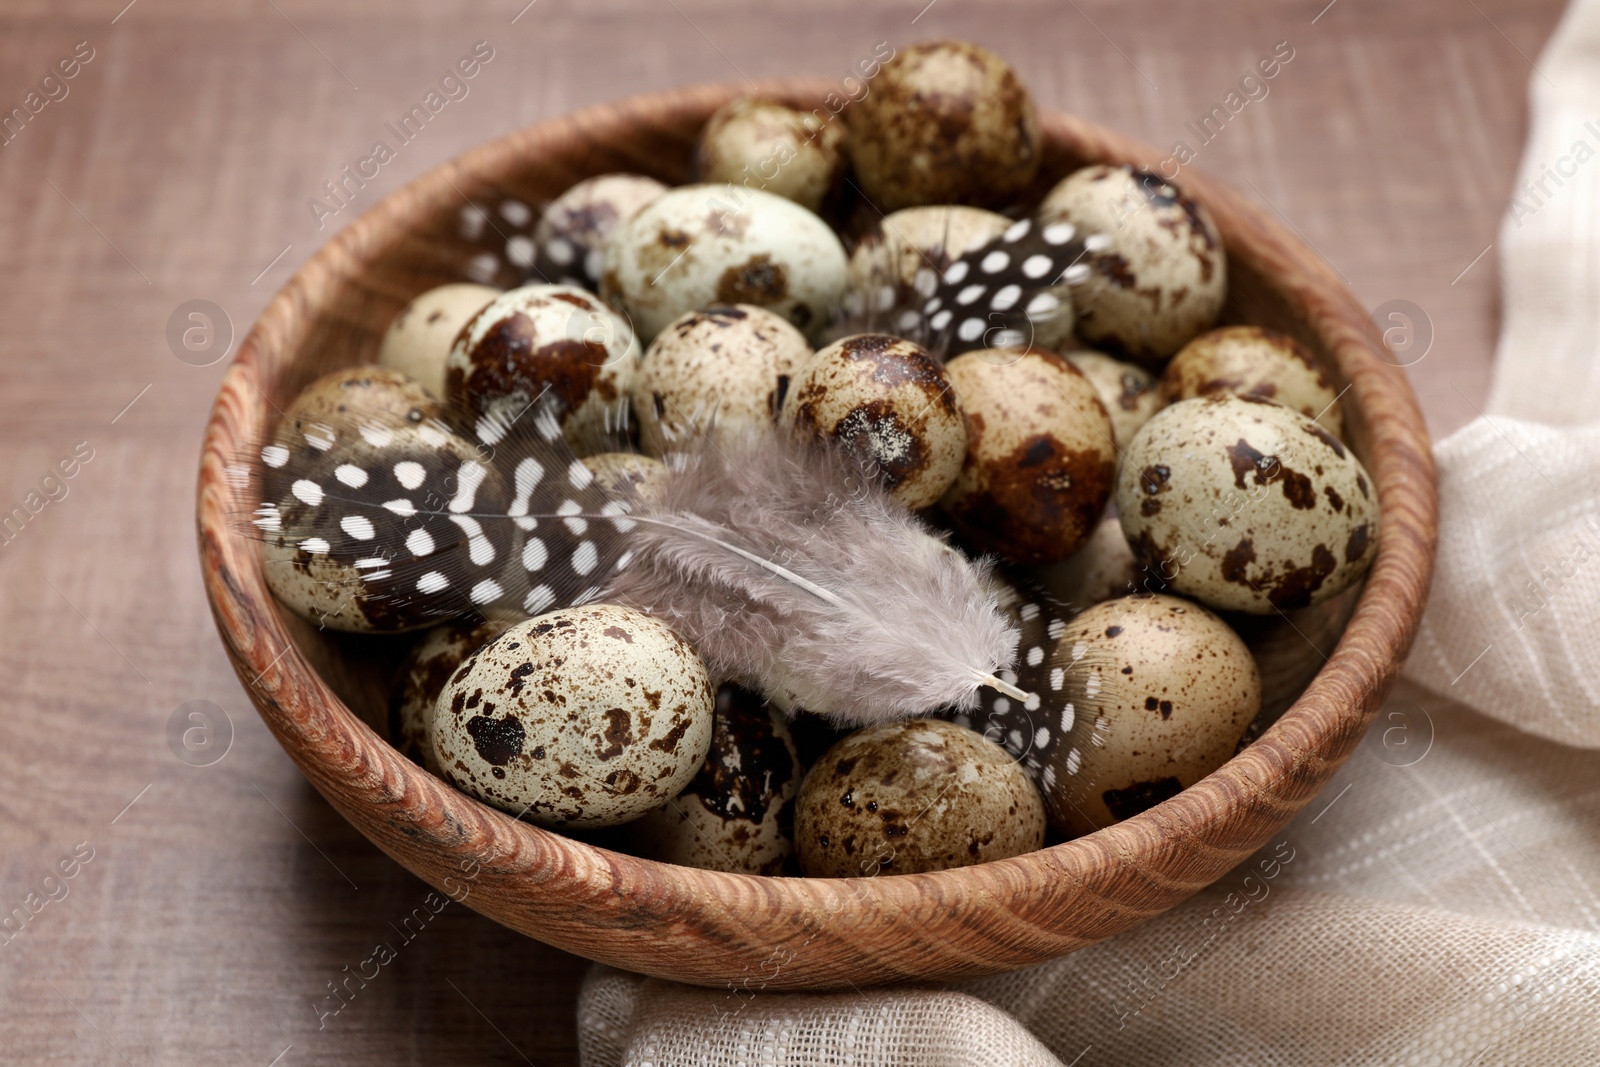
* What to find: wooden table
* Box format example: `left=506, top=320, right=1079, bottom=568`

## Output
left=0, top=0, right=1563, bottom=1062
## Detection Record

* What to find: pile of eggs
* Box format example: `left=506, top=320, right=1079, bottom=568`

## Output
left=270, top=40, right=1378, bottom=878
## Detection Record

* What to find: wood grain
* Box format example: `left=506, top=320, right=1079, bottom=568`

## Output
left=0, top=0, right=1561, bottom=1061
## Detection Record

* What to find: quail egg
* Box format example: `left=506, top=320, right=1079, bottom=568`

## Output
left=845, top=41, right=1040, bottom=211
left=431, top=606, right=714, bottom=828
left=1039, top=165, right=1226, bottom=366
left=697, top=97, right=847, bottom=214
left=632, top=304, right=813, bottom=455
left=1161, top=325, right=1345, bottom=439
left=601, top=184, right=848, bottom=342
left=781, top=333, right=967, bottom=509
left=796, top=718, right=1045, bottom=877
left=447, top=284, right=639, bottom=452
left=1116, top=395, right=1378, bottom=613
left=378, top=283, right=502, bottom=398
left=1066, top=349, right=1164, bottom=452
left=940, top=349, right=1117, bottom=563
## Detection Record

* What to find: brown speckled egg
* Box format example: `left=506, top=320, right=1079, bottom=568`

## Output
left=284, top=365, right=441, bottom=429
left=1066, top=349, right=1164, bottom=451
left=1116, top=395, right=1378, bottom=614
left=846, top=206, right=1010, bottom=304
left=796, top=718, right=1044, bottom=877
left=534, top=173, right=668, bottom=289
left=940, top=349, right=1117, bottom=563
left=377, top=283, right=501, bottom=397
left=632, top=305, right=813, bottom=456
left=781, top=333, right=967, bottom=509
left=1026, top=595, right=1259, bottom=837
left=431, top=606, right=714, bottom=828
left=392, top=615, right=516, bottom=772
left=845, top=41, right=1040, bottom=211
left=1162, top=325, right=1345, bottom=439
left=622, top=684, right=801, bottom=875
left=581, top=451, right=671, bottom=498
left=602, top=184, right=847, bottom=342
left=698, top=97, right=847, bottom=215
left=1039, top=165, right=1226, bottom=366
left=1030, top=513, right=1147, bottom=608
left=447, top=284, right=639, bottom=453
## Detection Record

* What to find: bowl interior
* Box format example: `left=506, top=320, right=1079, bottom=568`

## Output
left=199, top=82, right=1436, bottom=990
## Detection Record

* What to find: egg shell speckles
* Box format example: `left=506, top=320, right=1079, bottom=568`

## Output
left=846, top=206, right=1011, bottom=295
left=533, top=173, right=668, bottom=289
left=1037, top=595, right=1259, bottom=837
left=446, top=284, right=640, bottom=453
left=377, top=283, right=502, bottom=398
left=781, top=333, right=967, bottom=509
left=431, top=606, right=714, bottom=828
left=581, top=451, right=671, bottom=499
left=1040, top=165, right=1226, bottom=366
left=632, top=304, right=814, bottom=456
left=940, top=349, right=1117, bottom=564
left=600, top=184, right=848, bottom=343
left=1066, top=349, right=1164, bottom=452
left=1116, top=394, right=1379, bottom=614
left=284, top=365, right=441, bottom=429
left=1162, top=325, right=1346, bottom=440
left=392, top=615, right=517, bottom=773
left=622, top=684, right=801, bottom=875
left=844, top=41, right=1040, bottom=211
left=796, top=718, right=1045, bottom=877
left=697, top=97, right=847, bottom=215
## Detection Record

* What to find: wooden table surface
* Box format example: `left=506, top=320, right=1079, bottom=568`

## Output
left=0, top=0, right=1565, bottom=1062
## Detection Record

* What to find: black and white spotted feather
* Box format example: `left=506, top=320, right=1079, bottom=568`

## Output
left=837, top=214, right=1109, bottom=359
left=454, top=195, right=606, bottom=292
left=234, top=396, right=1034, bottom=726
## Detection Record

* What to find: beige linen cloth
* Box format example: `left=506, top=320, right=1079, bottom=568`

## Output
left=576, top=4, right=1600, bottom=1061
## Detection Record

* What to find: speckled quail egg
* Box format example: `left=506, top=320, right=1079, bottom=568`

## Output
left=845, top=41, right=1040, bottom=211
left=621, top=684, right=801, bottom=875
left=1030, top=513, right=1148, bottom=608
left=377, top=283, right=502, bottom=397
left=796, top=718, right=1044, bottom=877
left=259, top=415, right=508, bottom=633
left=283, top=365, right=441, bottom=428
left=1162, top=325, right=1345, bottom=439
left=1116, top=395, right=1378, bottom=614
left=431, top=606, right=714, bottom=828
left=632, top=304, right=813, bottom=456
left=697, top=97, right=847, bottom=215
left=1039, top=165, right=1226, bottom=366
left=1066, top=349, right=1164, bottom=451
left=392, top=615, right=516, bottom=772
left=581, top=451, right=671, bottom=498
left=601, top=184, right=848, bottom=342
left=845, top=205, right=1010, bottom=307
left=781, top=333, right=967, bottom=509
left=994, top=594, right=1258, bottom=837
left=533, top=173, right=668, bottom=289
left=447, top=284, right=639, bottom=452
left=939, top=349, right=1117, bottom=563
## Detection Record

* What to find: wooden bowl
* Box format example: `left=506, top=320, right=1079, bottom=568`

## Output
left=197, top=82, right=1437, bottom=990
